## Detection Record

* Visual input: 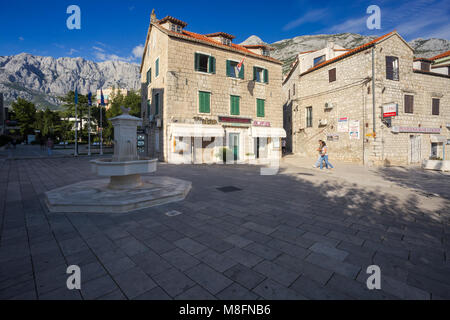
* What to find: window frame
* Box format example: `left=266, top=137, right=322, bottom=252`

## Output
left=253, top=66, right=268, bottom=84
left=404, top=94, right=414, bottom=114
left=432, top=98, right=440, bottom=116
left=386, top=56, right=400, bottom=81
left=155, top=57, right=160, bottom=78
left=313, top=55, right=326, bottom=67
left=306, top=107, right=313, bottom=128
left=226, top=59, right=244, bottom=79
left=195, top=52, right=215, bottom=74
left=329, top=68, right=337, bottom=83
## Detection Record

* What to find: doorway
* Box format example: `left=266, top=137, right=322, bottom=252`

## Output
left=229, top=133, right=240, bottom=161
left=410, top=135, right=421, bottom=164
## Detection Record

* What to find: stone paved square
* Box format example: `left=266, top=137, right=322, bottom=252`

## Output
left=0, top=156, right=450, bottom=300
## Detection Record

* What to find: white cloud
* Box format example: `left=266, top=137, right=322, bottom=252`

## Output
left=92, top=46, right=105, bottom=52
left=132, top=45, right=145, bottom=59
left=327, top=16, right=368, bottom=34
left=68, top=48, right=78, bottom=55
left=283, top=9, right=329, bottom=31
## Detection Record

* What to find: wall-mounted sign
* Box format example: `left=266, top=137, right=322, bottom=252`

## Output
left=337, top=117, right=349, bottom=133
left=383, top=103, right=398, bottom=118
left=193, top=117, right=218, bottom=125
left=349, top=120, right=360, bottom=140
left=219, top=116, right=252, bottom=125
left=391, top=126, right=441, bottom=134
left=253, top=121, right=271, bottom=127
left=327, top=134, right=340, bottom=142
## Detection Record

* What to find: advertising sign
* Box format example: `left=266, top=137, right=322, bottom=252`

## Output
left=383, top=103, right=398, bottom=118
left=337, top=117, right=349, bottom=133
left=391, top=127, right=441, bottom=134
left=349, top=120, right=360, bottom=140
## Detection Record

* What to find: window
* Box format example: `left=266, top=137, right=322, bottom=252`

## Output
left=431, top=143, right=438, bottom=158
left=329, top=68, right=336, bottom=82
left=293, top=84, right=296, bottom=96
left=404, top=95, right=414, bottom=114
left=257, top=99, right=265, bottom=117
left=253, top=67, right=268, bottom=83
left=226, top=60, right=244, bottom=79
left=222, top=38, right=231, bottom=46
left=147, top=100, right=151, bottom=118
left=306, top=107, right=313, bottom=128
left=432, top=98, right=440, bottom=115
left=146, top=68, right=152, bottom=85
left=171, top=24, right=182, bottom=33
left=288, top=89, right=291, bottom=100
left=386, top=56, right=399, bottom=81
left=195, top=53, right=216, bottom=74
left=230, top=95, right=240, bottom=115
left=313, top=55, right=326, bottom=66
left=155, top=58, right=160, bottom=78
left=154, top=93, right=160, bottom=115
left=199, top=91, right=211, bottom=113
left=262, top=49, right=270, bottom=57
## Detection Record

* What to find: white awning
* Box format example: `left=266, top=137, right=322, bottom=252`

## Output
left=170, top=124, right=225, bottom=138
left=251, top=127, right=286, bottom=138
left=430, top=135, right=447, bottom=143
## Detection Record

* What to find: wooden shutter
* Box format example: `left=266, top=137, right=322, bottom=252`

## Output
left=257, top=99, right=265, bottom=117
left=329, top=68, right=336, bottom=82
left=386, top=56, right=394, bottom=80
left=195, top=53, right=200, bottom=71
left=432, top=98, right=440, bottom=115
left=226, top=60, right=231, bottom=77
left=155, top=58, right=159, bottom=77
left=199, top=92, right=210, bottom=113
left=209, top=56, right=216, bottom=74
left=253, top=67, right=257, bottom=81
left=239, top=63, right=245, bottom=79
left=263, top=69, right=269, bottom=83
left=155, top=93, right=159, bottom=115
left=231, top=96, right=239, bottom=115
left=404, top=95, right=413, bottom=114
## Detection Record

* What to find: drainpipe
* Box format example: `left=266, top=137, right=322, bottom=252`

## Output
left=372, top=46, right=376, bottom=138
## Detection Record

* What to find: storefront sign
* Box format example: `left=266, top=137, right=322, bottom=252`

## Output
left=338, top=117, right=349, bottom=133
left=193, top=117, right=218, bottom=125
left=219, top=116, right=252, bottom=125
left=253, top=121, right=271, bottom=127
left=391, top=126, right=441, bottom=134
left=383, top=103, right=398, bottom=118
left=349, top=120, right=360, bottom=140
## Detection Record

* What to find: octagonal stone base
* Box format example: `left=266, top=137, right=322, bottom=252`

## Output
left=45, top=176, right=192, bottom=214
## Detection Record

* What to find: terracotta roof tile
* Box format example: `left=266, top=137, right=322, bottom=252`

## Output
left=204, top=32, right=235, bottom=40
left=158, top=16, right=188, bottom=27
left=430, top=50, right=450, bottom=61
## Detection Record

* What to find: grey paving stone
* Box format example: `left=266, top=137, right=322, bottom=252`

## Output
left=134, top=286, right=172, bottom=300
left=223, top=247, right=264, bottom=268
left=174, top=238, right=208, bottom=255
left=162, top=248, right=200, bottom=272
left=301, top=232, right=340, bottom=248
left=327, top=230, right=364, bottom=246
left=243, top=242, right=282, bottom=260
left=266, top=238, right=309, bottom=259
left=102, top=256, right=136, bottom=276
left=194, top=233, right=234, bottom=253
left=224, top=234, right=254, bottom=248
left=217, top=283, right=259, bottom=300
left=143, top=236, right=176, bottom=254
left=0, top=279, right=35, bottom=300
left=113, top=267, right=157, bottom=299
left=253, top=260, right=300, bottom=287
left=81, top=275, right=119, bottom=300
left=242, top=222, right=276, bottom=235
left=97, top=289, right=127, bottom=300
left=175, top=285, right=217, bottom=300
left=310, top=242, right=349, bottom=261
left=130, top=250, right=171, bottom=277
left=195, top=249, right=238, bottom=273
left=406, top=271, right=450, bottom=299
left=224, top=264, right=266, bottom=290
left=253, top=279, right=307, bottom=300
left=243, top=230, right=273, bottom=244
left=59, top=237, right=89, bottom=256
left=81, top=261, right=108, bottom=283
left=291, top=275, right=352, bottom=300
left=306, top=252, right=361, bottom=279
left=363, top=240, right=410, bottom=260
left=185, top=264, right=233, bottom=295
left=39, top=287, right=83, bottom=300
left=35, top=264, right=68, bottom=295
left=153, top=268, right=195, bottom=297
left=115, top=237, right=149, bottom=257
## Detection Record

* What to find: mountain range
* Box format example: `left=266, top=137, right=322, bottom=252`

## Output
left=1, top=33, right=449, bottom=109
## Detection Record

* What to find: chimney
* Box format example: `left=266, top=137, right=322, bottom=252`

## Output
left=150, top=9, right=157, bottom=23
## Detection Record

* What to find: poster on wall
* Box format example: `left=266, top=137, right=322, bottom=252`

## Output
left=349, top=120, right=360, bottom=140
left=338, top=117, right=349, bottom=133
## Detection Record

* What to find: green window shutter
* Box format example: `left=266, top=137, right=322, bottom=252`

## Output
left=257, top=99, right=265, bottom=117
left=263, top=69, right=269, bottom=83
left=195, top=53, right=200, bottom=71
left=253, top=67, right=257, bottom=81
left=231, top=96, right=240, bottom=115
left=226, top=60, right=231, bottom=77
left=209, top=56, right=216, bottom=74
left=155, top=58, right=159, bottom=77
left=239, top=63, right=245, bottom=79
left=199, top=91, right=211, bottom=113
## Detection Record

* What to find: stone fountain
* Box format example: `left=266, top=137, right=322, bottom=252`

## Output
left=45, top=107, right=191, bottom=214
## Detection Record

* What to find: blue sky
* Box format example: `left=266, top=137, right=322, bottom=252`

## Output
left=0, top=0, right=448, bottom=64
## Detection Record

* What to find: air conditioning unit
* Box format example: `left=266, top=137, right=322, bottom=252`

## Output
left=325, top=102, right=334, bottom=110
left=319, top=119, right=328, bottom=127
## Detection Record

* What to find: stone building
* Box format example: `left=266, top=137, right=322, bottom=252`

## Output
left=96, top=88, right=129, bottom=110
left=139, top=10, right=285, bottom=164
left=283, top=31, right=450, bottom=166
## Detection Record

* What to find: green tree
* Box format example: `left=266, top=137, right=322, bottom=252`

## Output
left=35, top=108, right=62, bottom=138
left=11, top=98, right=36, bottom=141
left=60, top=91, right=90, bottom=142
